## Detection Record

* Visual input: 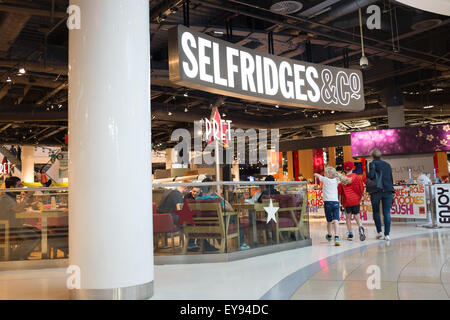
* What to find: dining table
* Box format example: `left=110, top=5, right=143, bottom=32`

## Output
left=16, top=208, right=68, bottom=259
left=231, top=202, right=262, bottom=247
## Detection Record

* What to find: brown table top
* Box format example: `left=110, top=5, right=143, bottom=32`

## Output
left=16, top=208, right=68, bottom=219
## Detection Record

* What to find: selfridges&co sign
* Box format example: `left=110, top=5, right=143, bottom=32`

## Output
left=169, top=25, right=365, bottom=112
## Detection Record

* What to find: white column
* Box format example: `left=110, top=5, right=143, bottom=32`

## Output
left=68, top=0, right=152, bottom=299
left=21, top=146, right=35, bottom=183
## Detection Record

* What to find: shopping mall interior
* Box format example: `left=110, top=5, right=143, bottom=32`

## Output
left=0, top=0, right=449, bottom=302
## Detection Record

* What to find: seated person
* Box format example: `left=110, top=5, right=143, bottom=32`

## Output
left=157, top=185, right=188, bottom=226
left=0, top=177, right=41, bottom=260
left=257, top=175, right=280, bottom=203
left=247, top=185, right=263, bottom=204
left=194, top=178, right=250, bottom=251
left=184, top=186, right=202, bottom=201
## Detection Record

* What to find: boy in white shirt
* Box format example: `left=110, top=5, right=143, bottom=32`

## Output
left=314, top=167, right=349, bottom=246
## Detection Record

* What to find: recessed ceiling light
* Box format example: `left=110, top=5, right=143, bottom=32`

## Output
left=423, top=105, right=434, bottom=109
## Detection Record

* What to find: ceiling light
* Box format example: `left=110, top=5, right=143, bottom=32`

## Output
left=222, top=113, right=226, bottom=117
left=213, top=30, right=224, bottom=35
left=430, top=88, right=443, bottom=92
left=184, top=107, right=188, bottom=112
left=6, top=77, right=12, bottom=82
left=18, top=68, right=26, bottom=74
left=168, top=111, right=172, bottom=116
left=275, top=104, right=279, bottom=108
left=184, top=92, right=189, bottom=97
left=331, top=110, right=335, bottom=114
left=423, top=105, right=434, bottom=109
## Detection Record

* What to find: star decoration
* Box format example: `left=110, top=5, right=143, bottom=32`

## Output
left=264, top=199, right=279, bottom=224
left=173, top=201, right=199, bottom=226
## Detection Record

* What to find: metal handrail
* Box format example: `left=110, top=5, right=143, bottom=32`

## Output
left=1, top=187, right=68, bottom=192
left=1, top=181, right=307, bottom=192
left=154, top=181, right=308, bottom=188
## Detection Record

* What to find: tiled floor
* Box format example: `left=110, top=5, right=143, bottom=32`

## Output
left=0, top=220, right=448, bottom=299
left=290, top=226, right=450, bottom=300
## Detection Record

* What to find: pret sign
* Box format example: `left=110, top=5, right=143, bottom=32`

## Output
left=169, top=25, right=365, bottom=112
left=434, top=184, right=450, bottom=227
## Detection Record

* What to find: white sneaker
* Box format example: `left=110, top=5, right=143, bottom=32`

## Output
left=376, top=232, right=384, bottom=240
left=385, top=235, right=390, bottom=241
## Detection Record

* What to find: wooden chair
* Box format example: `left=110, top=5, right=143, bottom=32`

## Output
left=262, top=193, right=307, bottom=243
left=254, top=202, right=278, bottom=245
left=153, top=213, right=184, bottom=251
left=0, top=220, right=9, bottom=261
left=184, top=199, right=240, bottom=254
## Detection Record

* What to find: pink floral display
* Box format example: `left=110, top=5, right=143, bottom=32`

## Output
left=351, top=124, right=450, bottom=157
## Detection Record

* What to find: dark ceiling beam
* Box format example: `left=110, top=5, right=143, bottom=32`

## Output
left=36, top=82, right=68, bottom=104
left=38, top=127, right=66, bottom=140
left=0, top=59, right=68, bottom=75
left=0, top=75, right=64, bottom=88
left=229, top=0, right=450, bottom=66
left=0, top=12, right=30, bottom=53
left=0, top=4, right=67, bottom=18
left=150, top=0, right=183, bottom=22
left=0, top=124, right=12, bottom=133
left=200, top=0, right=450, bottom=70
left=24, top=126, right=51, bottom=142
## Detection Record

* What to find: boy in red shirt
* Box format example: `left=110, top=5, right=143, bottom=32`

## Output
left=338, top=161, right=366, bottom=241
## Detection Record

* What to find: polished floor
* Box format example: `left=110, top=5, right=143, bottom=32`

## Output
left=0, top=220, right=448, bottom=300
left=291, top=231, right=450, bottom=300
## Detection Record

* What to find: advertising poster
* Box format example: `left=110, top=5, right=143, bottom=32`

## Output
left=434, top=184, right=450, bottom=227
left=308, top=184, right=427, bottom=222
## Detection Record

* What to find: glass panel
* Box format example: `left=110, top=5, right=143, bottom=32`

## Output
left=0, top=187, right=68, bottom=261
left=152, top=181, right=309, bottom=255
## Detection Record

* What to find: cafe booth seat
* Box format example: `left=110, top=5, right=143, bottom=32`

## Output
left=185, top=199, right=240, bottom=254
left=153, top=202, right=184, bottom=251
left=261, top=193, right=307, bottom=243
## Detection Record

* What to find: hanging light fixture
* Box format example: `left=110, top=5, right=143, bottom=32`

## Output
left=359, top=9, right=369, bottom=69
